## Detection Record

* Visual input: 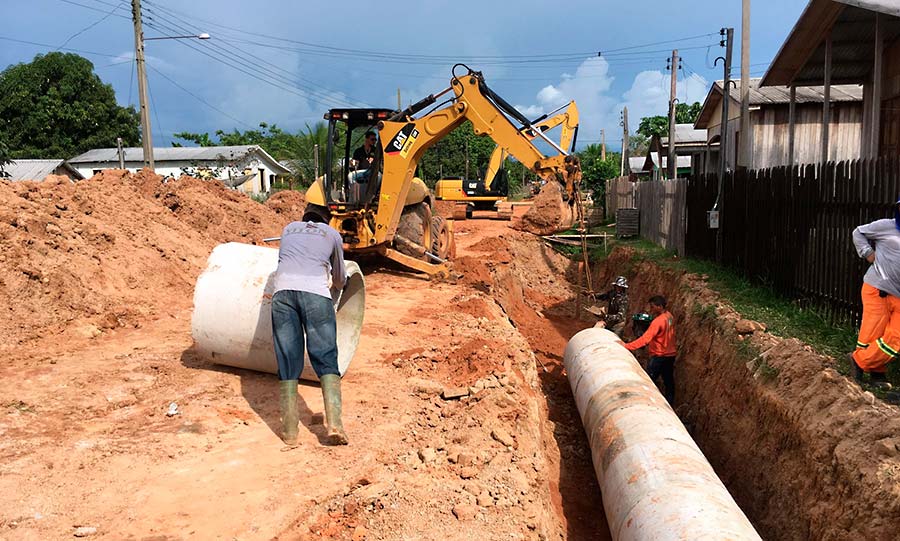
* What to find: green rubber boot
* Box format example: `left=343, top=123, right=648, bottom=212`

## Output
left=320, top=374, right=349, bottom=445
left=280, top=380, right=300, bottom=450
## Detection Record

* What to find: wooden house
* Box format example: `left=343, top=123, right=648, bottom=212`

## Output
left=694, top=78, right=863, bottom=171
left=760, top=0, right=900, bottom=159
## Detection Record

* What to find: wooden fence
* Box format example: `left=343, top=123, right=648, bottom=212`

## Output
left=606, top=176, right=687, bottom=255
left=685, top=158, right=900, bottom=324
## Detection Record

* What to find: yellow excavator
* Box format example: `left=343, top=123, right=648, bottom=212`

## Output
left=304, top=65, right=582, bottom=277
left=434, top=101, right=580, bottom=219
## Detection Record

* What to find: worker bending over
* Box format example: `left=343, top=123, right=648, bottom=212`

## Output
left=850, top=197, right=900, bottom=387
left=272, top=211, right=349, bottom=448
left=624, top=295, right=677, bottom=404
left=595, top=276, right=629, bottom=337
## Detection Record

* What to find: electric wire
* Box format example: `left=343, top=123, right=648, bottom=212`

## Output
left=57, top=0, right=131, bottom=19
left=145, top=62, right=254, bottom=129
left=56, top=0, right=125, bottom=51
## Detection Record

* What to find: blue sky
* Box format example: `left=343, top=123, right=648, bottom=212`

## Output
left=1, top=0, right=808, bottom=150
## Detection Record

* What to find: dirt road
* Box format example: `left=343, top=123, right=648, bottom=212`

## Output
left=1, top=207, right=606, bottom=540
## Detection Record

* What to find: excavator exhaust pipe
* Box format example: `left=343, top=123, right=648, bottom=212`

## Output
left=190, top=242, right=365, bottom=381
left=564, top=328, right=762, bottom=540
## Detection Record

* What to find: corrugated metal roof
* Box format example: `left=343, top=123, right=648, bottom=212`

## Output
left=661, top=124, right=708, bottom=145
left=628, top=156, right=646, bottom=172
left=761, top=1, right=900, bottom=86
left=3, top=159, right=83, bottom=181
left=695, top=77, right=863, bottom=128
left=69, top=145, right=291, bottom=174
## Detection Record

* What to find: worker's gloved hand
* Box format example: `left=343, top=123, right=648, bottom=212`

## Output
left=594, top=321, right=607, bottom=329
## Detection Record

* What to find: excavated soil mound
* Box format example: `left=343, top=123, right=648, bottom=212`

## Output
left=514, top=182, right=574, bottom=236
left=0, top=170, right=283, bottom=347
left=265, top=189, right=306, bottom=218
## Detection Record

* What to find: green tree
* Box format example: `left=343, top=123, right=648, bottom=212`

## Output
left=636, top=101, right=703, bottom=139
left=0, top=136, right=10, bottom=177
left=417, top=121, right=496, bottom=186
left=577, top=144, right=622, bottom=201
left=0, top=52, right=140, bottom=159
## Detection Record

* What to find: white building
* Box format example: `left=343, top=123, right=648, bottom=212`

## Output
left=68, top=145, right=291, bottom=196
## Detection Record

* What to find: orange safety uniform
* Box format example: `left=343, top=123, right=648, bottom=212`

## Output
left=625, top=310, right=676, bottom=356
left=853, top=283, right=900, bottom=373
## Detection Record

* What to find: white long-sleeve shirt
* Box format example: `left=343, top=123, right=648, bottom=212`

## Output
left=274, top=221, right=346, bottom=300
left=852, top=218, right=900, bottom=298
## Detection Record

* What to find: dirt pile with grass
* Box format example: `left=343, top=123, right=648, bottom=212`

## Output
left=0, top=170, right=283, bottom=347
left=599, top=247, right=900, bottom=540
left=514, top=182, right=575, bottom=236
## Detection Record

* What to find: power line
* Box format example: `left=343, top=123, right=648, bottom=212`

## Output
left=140, top=10, right=364, bottom=108
left=0, top=35, right=121, bottom=58
left=56, top=0, right=125, bottom=51
left=146, top=74, right=165, bottom=146
left=146, top=62, right=253, bottom=129
left=56, top=0, right=131, bottom=19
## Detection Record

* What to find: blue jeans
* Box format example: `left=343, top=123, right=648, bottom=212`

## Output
left=271, top=290, right=339, bottom=380
left=647, top=356, right=676, bottom=405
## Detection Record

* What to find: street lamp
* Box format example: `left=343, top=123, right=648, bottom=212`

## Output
left=145, top=33, right=211, bottom=41
left=131, top=0, right=211, bottom=170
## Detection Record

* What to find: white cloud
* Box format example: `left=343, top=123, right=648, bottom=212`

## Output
left=515, top=58, right=709, bottom=151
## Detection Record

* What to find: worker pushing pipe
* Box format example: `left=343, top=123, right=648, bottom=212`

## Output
left=564, top=328, right=761, bottom=540
left=190, top=242, right=365, bottom=381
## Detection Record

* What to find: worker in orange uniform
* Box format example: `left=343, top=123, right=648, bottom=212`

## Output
left=624, top=295, right=677, bottom=404
left=849, top=198, right=900, bottom=388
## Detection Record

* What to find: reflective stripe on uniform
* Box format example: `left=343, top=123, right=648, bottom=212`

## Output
left=856, top=341, right=869, bottom=349
left=876, top=338, right=900, bottom=358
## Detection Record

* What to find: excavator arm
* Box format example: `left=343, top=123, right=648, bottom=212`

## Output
left=482, top=100, right=579, bottom=193
left=374, top=67, right=582, bottom=243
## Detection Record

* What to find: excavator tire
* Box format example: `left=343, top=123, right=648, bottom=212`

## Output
left=430, top=215, right=453, bottom=260
left=396, top=202, right=433, bottom=261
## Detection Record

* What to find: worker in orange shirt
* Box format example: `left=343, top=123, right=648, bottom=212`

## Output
left=624, top=295, right=677, bottom=404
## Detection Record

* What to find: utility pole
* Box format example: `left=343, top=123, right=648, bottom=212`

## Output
left=667, top=49, right=679, bottom=180
left=465, top=139, right=470, bottom=180
left=313, top=143, right=319, bottom=180
left=131, top=0, right=153, bottom=170
left=739, top=0, right=751, bottom=168
left=601, top=129, right=606, bottom=161
left=621, top=107, right=629, bottom=177
left=716, top=28, right=735, bottom=263
left=116, top=137, right=125, bottom=169
left=397, top=88, right=402, bottom=110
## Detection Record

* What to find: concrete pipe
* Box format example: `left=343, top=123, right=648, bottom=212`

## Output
left=190, top=242, right=365, bottom=381
left=564, top=328, right=761, bottom=541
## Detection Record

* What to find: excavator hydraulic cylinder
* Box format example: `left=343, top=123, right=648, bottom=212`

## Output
left=564, top=328, right=762, bottom=541
left=191, top=242, right=365, bottom=381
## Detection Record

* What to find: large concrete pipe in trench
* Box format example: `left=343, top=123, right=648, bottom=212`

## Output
left=564, top=328, right=762, bottom=541
left=191, top=242, right=365, bottom=381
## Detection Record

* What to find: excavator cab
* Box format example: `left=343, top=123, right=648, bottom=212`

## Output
left=322, top=108, right=394, bottom=209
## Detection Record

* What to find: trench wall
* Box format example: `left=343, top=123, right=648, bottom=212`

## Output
left=599, top=248, right=900, bottom=541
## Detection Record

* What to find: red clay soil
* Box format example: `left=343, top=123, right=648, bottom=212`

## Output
left=0, top=169, right=281, bottom=350
left=514, top=182, right=574, bottom=236
left=265, top=189, right=307, bottom=218
left=600, top=248, right=900, bottom=541
left=0, top=184, right=608, bottom=540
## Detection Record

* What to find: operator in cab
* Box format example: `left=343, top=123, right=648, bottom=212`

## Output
left=271, top=210, right=349, bottom=449
left=349, top=130, right=378, bottom=183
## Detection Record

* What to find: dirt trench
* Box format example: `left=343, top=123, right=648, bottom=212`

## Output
left=597, top=248, right=900, bottom=541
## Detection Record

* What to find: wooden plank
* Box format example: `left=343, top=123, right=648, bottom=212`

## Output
left=822, top=32, right=833, bottom=164
left=789, top=86, right=796, bottom=166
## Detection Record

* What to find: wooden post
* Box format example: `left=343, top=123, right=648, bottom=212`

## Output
left=872, top=13, right=883, bottom=158
left=622, top=107, right=630, bottom=176
left=822, top=31, right=832, bottom=164
left=739, top=0, right=751, bottom=168
left=116, top=137, right=125, bottom=169
left=131, top=0, right=154, bottom=169
left=788, top=85, right=796, bottom=165
left=668, top=49, right=679, bottom=180
left=397, top=88, right=402, bottom=110
left=601, top=129, right=606, bottom=161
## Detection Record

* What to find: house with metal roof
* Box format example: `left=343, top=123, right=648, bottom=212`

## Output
left=68, top=145, right=291, bottom=196
left=637, top=124, right=706, bottom=180
left=1, top=159, right=84, bottom=182
left=695, top=77, right=864, bottom=170
left=760, top=0, right=900, bottom=159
